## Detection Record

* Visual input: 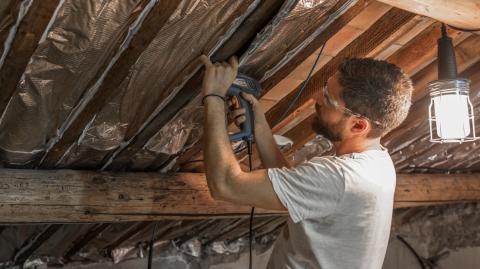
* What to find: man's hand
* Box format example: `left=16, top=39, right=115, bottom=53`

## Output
left=199, top=55, right=238, bottom=97
left=228, top=92, right=266, bottom=128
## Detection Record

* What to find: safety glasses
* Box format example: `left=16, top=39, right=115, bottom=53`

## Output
left=322, top=85, right=384, bottom=127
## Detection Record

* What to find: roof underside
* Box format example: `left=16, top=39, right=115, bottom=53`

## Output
left=0, top=0, right=479, bottom=267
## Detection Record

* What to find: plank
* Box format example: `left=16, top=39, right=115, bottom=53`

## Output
left=0, top=169, right=479, bottom=223
left=0, top=169, right=285, bottom=223
left=376, top=0, right=480, bottom=30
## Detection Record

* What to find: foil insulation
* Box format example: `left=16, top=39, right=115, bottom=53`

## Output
left=0, top=0, right=33, bottom=69
left=138, top=0, right=351, bottom=170
left=0, top=0, right=149, bottom=166
left=239, top=0, right=356, bottom=81
left=127, top=100, right=204, bottom=171
left=56, top=0, right=258, bottom=169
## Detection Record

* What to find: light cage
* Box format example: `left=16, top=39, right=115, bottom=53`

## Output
left=428, top=79, right=476, bottom=143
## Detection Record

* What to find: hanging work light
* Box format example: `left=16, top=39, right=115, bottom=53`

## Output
left=428, top=24, right=476, bottom=143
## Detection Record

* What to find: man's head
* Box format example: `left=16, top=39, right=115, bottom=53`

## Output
left=313, top=58, right=413, bottom=142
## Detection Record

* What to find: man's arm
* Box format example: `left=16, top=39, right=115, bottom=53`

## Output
left=251, top=97, right=291, bottom=169
left=200, top=55, right=286, bottom=211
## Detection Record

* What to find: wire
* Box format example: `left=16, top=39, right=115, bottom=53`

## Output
left=234, top=41, right=328, bottom=157
left=179, top=41, right=328, bottom=269
left=246, top=140, right=255, bottom=269
left=272, top=41, right=327, bottom=128
left=147, top=222, right=158, bottom=269
left=396, top=235, right=427, bottom=269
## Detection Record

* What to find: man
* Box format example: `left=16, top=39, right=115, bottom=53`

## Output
left=200, top=55, right=413, bottom=269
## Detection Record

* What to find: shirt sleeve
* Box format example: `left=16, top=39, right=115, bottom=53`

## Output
left=267, top=157, right=346, bottom=223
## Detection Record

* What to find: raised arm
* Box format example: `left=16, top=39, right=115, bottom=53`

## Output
left=200, top=55, right=285, bottom=211
left=233, top=93, right=291, bottom=169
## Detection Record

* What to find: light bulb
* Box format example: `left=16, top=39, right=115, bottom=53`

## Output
left=428, top=79, right=476, bottom=143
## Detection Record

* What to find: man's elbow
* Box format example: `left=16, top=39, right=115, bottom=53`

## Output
left=207, top=176, right=232, bottom=202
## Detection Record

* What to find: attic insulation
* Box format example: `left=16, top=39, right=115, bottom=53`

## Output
left=118, top=0, right=355, bottom=171
left=54, top=0, right=259, bottom=169
left=0, top=0, right=152, bottom=166
left=0, top=0, right=33, bottom=68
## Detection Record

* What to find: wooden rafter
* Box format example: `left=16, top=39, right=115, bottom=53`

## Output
left=272, top=25, right=474, bottom=160
left=0, top=169, right=479, bottom=223
left=376, top=0, right=480, bottom=30
left=263, top=8, right=416, bottom=127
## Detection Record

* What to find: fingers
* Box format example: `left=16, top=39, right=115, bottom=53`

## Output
left=229, top=56, right=238, bottom=73
left=231, top=108, right=246, bottom=118
left=199, top=55, right=212, bottom=68
left=235, top=115, right=246, bottom=126
left=240, top=92, right=257, bottom=105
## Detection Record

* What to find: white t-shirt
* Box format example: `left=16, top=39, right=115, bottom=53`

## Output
left=266, top=148, right=396, bottom=269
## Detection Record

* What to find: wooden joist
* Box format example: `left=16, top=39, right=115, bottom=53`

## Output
left=0, top=169, right=479, bottom=223
left=0, top=169, right=285, bottom=223
left=376, top=0, right=480, bottom=30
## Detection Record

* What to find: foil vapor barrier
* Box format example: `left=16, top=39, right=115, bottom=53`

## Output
left=166, top=0, right=348, bottom=170
left=239, top=0, right=354, bottom=81
left=0, top=0, right=149, bottom=166
left=0, top=0, right=33, bottom=69
left=127, top=99, right=204, bottom=171
left=57, top=0, right=259, bottom=169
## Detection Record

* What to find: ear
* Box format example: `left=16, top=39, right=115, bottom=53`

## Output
left=350, top=117, right=370, bottom=135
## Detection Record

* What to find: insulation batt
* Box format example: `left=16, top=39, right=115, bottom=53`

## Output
left=56, top=0, right=257, bottom=169
left=0, top=0, right=148, bottom=166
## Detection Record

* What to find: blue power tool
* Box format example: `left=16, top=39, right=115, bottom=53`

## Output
left=227, top=73, right=262, bottom=143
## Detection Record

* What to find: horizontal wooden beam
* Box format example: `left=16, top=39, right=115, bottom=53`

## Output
left=0, top=169, right=479, bottom=223
left=376, top=0, right=480, bottom=30
left=0, top=169, right=285, bottom=223
left=394, top=173, right=480, bottom=207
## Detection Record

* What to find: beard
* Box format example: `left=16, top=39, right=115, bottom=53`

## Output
left=312, top=115, right=346, bottom=142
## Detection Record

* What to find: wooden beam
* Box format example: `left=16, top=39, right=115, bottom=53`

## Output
left=376, top=0, right=480, bottom=30
left=0, top=169, right=479, bottom=223
left=0, top=169, right=285, bottom=223
left=394, top=173, right=480, bottom=207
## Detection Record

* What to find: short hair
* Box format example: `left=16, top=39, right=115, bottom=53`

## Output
left=338, top=58, right=413, bottom=137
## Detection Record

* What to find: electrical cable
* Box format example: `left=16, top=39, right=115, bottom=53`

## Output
left=246, top=140, right=255, bottom=269
left=147, top=222, right=158, bottom=269
left=272, top=41, right=327, bottom=128
left=396, top=235, right=427, bottom=269
left=246, top=41, right=327, bottom=269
